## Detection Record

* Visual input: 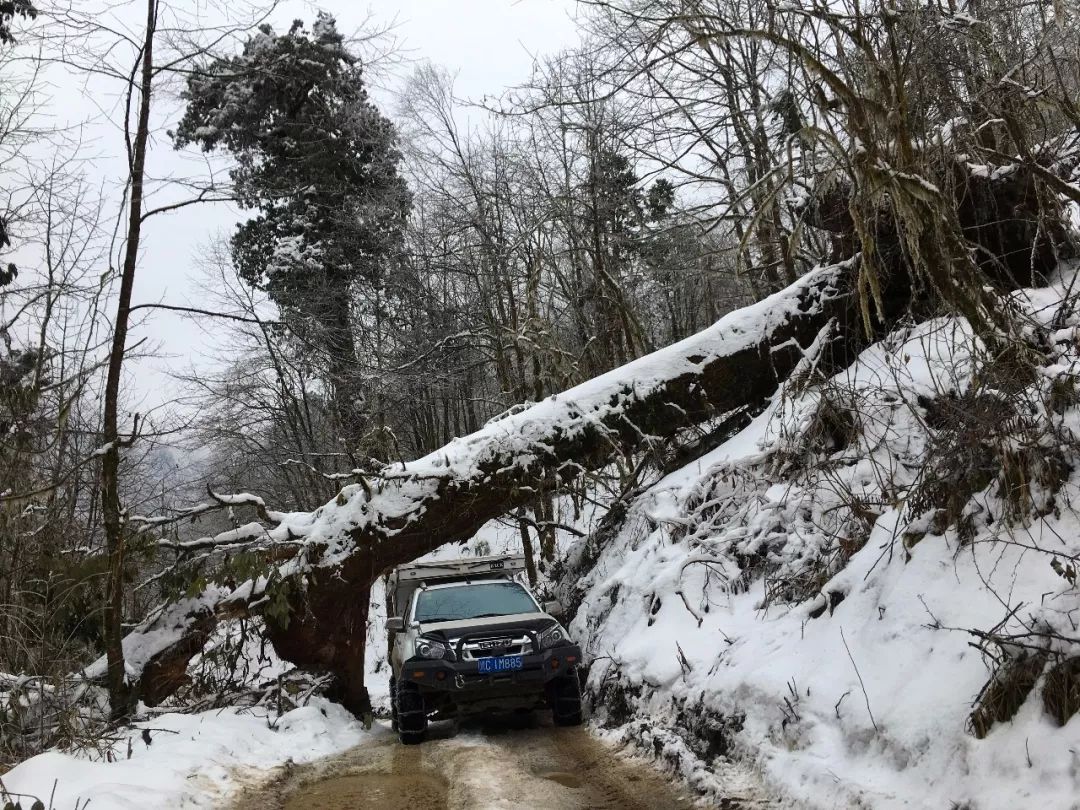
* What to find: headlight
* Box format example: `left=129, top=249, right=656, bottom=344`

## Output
left=415, top=638, right=448, bottom=660
left=538, top=624, right=568, bottom=650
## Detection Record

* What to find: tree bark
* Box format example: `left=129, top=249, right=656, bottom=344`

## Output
left=100, top=0, right=156, bottom=723
left=324, top=286, right=367, bottom=459
left=517, top=510, right=539, bottom=587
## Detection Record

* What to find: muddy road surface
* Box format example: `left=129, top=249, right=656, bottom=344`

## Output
left=229, top=714, right=718, bottom=810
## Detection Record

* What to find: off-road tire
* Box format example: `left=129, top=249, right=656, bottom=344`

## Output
left=389, top=677, right=399, bottom=732
left=396, top=680, right=428, bottom=744
left=549, top=668, right=583, bottom=726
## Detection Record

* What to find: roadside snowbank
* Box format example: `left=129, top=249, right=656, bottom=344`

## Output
left=568, top=270, right=1080, bottom=808
left=0, top=699, right=365, bottom=810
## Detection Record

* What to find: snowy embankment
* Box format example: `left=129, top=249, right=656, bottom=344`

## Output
left=3, top=610, right=369, bottom=809
left=567, top=267, right=1080, bottom=808
left=0, top=700, right=364, bottom=809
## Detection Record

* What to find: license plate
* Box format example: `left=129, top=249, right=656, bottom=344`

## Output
left=477, top=655, right=523, bottom=674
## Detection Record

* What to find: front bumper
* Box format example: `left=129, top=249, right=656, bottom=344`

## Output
left=402, top=645, right=582, bottom=692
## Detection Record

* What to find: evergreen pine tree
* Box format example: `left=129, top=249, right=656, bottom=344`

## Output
left=174, top=14, right=411, bottom=454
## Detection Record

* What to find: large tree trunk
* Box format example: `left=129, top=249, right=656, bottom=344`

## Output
left=114, top=157, right=1066, bottom=714
left=261, top=262, right=874, bottom=712
left=323, top=287, right=368, bottom=459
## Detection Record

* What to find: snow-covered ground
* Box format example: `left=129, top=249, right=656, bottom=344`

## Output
left=0, top=699, right=364, bottom=809
left=568, top=268, right=1080, bottom=808
left=1, top=509, right=590, bottom=810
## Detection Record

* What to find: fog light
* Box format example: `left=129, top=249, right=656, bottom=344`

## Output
left=436, top=671, right=446, bottom=681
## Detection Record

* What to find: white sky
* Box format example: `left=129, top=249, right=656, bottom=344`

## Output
left=121, top=0, right=580, bottom=424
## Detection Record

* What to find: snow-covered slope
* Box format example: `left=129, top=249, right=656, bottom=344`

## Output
left=566, top=268, right=1080, bottom=808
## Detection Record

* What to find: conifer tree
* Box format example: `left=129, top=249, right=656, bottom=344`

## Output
left=175, top=14, right=411, bottom=454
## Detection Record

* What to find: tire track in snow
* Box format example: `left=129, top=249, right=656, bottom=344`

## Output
left=227, top=714, right=731, bottom=809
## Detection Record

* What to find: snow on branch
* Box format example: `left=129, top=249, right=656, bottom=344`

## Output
left=113, top=263, right=859, bottom=701
left=129, top=487, right=285, bottom=530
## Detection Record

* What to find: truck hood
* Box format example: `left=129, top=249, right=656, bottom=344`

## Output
left=418, top=612, right=556, bottom=638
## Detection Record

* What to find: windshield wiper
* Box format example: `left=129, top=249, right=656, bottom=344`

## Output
left=468, top=613, right=511, bottom=619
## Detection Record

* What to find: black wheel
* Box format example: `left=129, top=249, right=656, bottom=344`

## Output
left=389, top=677, right=399, bottom=732
left=549, top=668, right=583, bottom=727
left=396, top=680, right=428, bottom=744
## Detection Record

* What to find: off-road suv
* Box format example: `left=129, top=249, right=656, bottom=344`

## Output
left=386, top=554, right=583, bottom=744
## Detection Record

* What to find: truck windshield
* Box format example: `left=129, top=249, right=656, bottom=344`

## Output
left=414, top=582, right=539, bottom=623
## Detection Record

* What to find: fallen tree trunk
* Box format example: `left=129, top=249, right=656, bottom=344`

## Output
left=107, top=154, right=1068, bottom=716
left=269, top=263, right=875, bottom=714
left=105, top=263, right=869, bottom=713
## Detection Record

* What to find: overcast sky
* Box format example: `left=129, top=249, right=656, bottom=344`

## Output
left=118, top=0, right=581, bottom=427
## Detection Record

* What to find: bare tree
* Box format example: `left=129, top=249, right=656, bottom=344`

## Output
left=13, top=0, right=279, bottom=720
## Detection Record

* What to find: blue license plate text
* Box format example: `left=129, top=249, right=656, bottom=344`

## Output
left=477, top=655, right=523, bottom=674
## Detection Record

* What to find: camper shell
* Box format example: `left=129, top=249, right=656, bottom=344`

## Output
left=387, top=554, right=528, bottom=620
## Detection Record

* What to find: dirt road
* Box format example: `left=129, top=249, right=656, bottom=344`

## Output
left=229, top=715, right=723, bottom=810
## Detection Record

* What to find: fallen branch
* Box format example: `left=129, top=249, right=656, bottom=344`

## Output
left=840, top=627, right=879, bottom=733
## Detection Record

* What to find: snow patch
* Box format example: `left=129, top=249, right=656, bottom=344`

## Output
left=0, top=700, right=365, bottom=810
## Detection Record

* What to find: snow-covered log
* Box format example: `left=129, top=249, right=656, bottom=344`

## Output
left=112, top=151, right=1071, bottom=715
left=114, top=262, right=870, bottom=713
left=79, top=587, right=240, bottom=707
left=268, top=263, right=871, bottom=712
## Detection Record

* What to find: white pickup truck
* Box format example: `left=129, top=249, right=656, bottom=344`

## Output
left=385, top=554, right=583, bottom=744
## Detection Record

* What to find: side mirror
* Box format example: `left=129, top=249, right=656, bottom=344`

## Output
left=543, top=599, right=565, bottom=618
left=386, top=617, right=405, bottom=633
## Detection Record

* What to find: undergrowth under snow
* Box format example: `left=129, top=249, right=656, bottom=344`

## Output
left=566, top=265, right=1080, bottom=809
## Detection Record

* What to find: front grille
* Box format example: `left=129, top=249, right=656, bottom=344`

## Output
left=459, top=634, right=535, bottom=660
